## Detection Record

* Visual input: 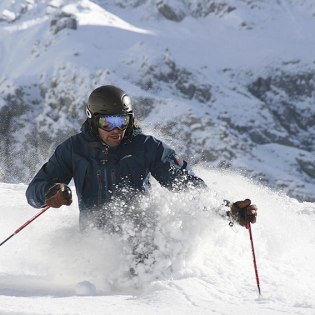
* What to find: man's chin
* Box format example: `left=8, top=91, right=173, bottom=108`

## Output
left=107, top=138, right=121, bottom=147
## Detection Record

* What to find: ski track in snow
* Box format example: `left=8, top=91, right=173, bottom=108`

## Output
left=0, top=168, right=314, bottom=314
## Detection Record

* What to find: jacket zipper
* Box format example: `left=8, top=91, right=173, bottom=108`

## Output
left=102, top=145, right=110, bottom=200
left=111, top=169, right=117, bottom=192
left=96, top=170, right=102, bottom=205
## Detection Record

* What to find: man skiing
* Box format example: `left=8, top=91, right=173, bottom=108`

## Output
left=26, top=85, right=257, bottom=230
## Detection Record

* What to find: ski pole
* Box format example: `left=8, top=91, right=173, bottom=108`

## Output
left=0, top=206, right=50, bottom=247
left=247, top=222, right=261, bottom=295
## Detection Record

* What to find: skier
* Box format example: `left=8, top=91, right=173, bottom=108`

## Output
left=26, top=85, right=257, bottom=230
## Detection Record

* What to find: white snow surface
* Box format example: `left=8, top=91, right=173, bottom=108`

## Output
left=1, top=168, right=315, bottom=314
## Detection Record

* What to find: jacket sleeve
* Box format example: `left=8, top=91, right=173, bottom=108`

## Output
left=25, top=139, right=73, bottom=208
left=149, top=138, right=206, bottom=191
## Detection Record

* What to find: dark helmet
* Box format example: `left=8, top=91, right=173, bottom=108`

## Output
left=86, top=85, right=133, bottom=117
left=85, top=85, right=134, bottom=138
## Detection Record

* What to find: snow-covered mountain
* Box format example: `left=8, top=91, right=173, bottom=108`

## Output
left=0, top=0, right=315, bottom=201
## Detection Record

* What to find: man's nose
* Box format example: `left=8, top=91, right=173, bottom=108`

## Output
left=111, top=128, right=122, bottom=133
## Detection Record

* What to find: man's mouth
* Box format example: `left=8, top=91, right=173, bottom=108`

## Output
left=110, top=134, right=121, bottom=140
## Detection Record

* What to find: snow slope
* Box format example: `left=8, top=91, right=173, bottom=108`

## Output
left=0, top=167, right=315, bottom=314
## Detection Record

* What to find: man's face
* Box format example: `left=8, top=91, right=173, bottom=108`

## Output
left=98, top=128, right=126, bottom=147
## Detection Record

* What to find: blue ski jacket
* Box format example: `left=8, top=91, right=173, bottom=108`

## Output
left=26, top=126, right=205, bottom=229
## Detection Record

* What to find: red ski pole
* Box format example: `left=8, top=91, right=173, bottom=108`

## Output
left=247, top=222, right=261, bottom=295
left=0, top=206, right=50, bottom=247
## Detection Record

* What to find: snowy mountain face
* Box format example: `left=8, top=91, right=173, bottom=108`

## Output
left=0, top=0, right=315, bottom=201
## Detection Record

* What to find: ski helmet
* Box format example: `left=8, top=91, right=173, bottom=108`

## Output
left=86, top=85, right=134, bottom=137
left=86, top=85, right=133, bottom=117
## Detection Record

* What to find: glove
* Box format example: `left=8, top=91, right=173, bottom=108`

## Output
left=229, top=199, right=257, bottom=228
left=45, top=183, right=72, bottom=208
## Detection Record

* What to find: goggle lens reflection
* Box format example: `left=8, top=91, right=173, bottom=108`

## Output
left=98, top=115, right=130, bottom=131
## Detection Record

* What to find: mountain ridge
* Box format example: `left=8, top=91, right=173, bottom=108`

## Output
left=0, top=0, right=314, bottom=201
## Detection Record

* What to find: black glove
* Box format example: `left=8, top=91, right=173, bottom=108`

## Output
left=229, top=199, right=257, bottom=228
left=45, top=183, right=72, bottom=208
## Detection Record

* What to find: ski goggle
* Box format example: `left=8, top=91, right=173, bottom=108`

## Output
left=98, top=114, right=130, bottom=131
